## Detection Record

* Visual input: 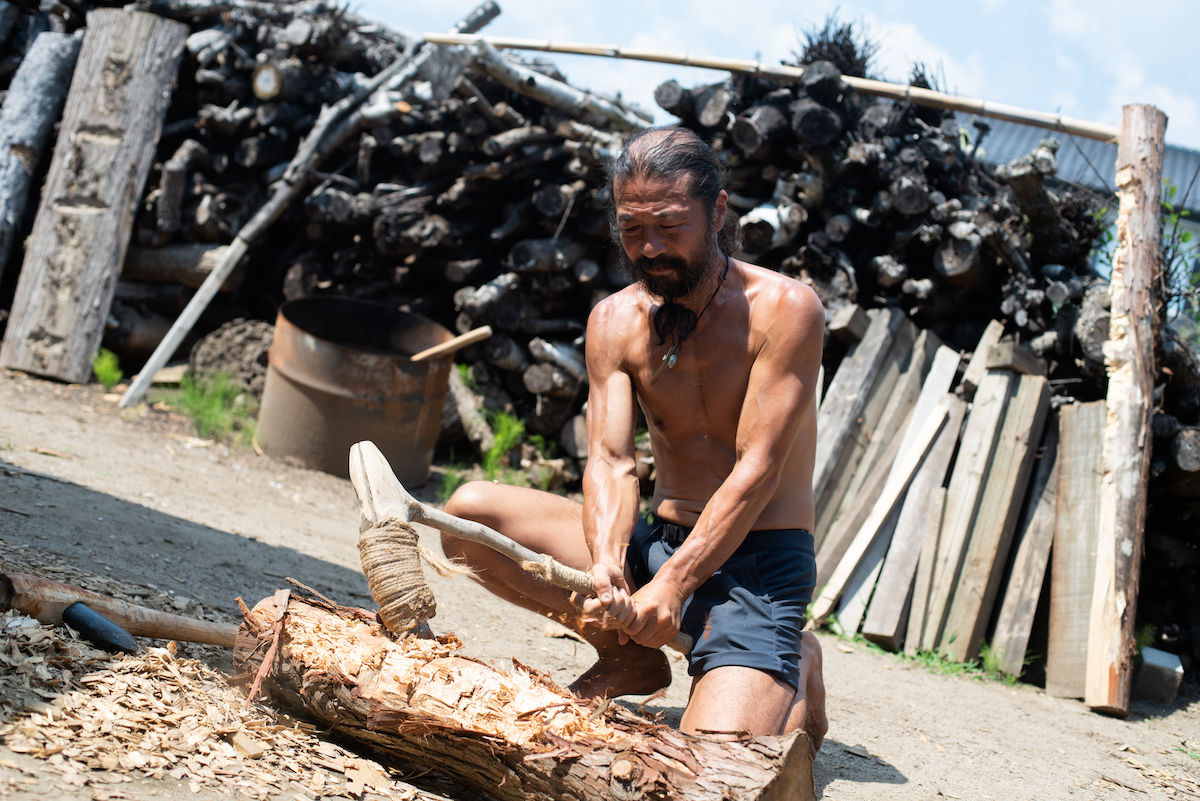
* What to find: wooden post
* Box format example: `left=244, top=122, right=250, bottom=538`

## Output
left=921, top=370, right=1015, bottom=651
left=989, top=414, right=1059, bottom=677
left=0, top=10, right=188, bottom=382
left=0, top=32, right=82, bottom=285
left=941, top=374, right=1051, bottom=663
left=1086, top=104, right=1167, bottom=717
left=1046, top=401, right=1105, bottom=698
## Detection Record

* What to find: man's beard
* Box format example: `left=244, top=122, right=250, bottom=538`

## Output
left=626, top=234, right=722, bottom=347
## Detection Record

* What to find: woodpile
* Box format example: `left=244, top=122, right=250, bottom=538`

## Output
left=0, top=0, right=1196, bottom=717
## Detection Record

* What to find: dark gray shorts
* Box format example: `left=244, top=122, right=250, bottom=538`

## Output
left=627, top=516, right=816, bottom=690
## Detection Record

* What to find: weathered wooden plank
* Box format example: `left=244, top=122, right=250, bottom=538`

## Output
left=813, top=414, right=905, bottom=591
left=0, top=32, right=82, bottom=284
left=834, top=338, right=954, bottom=635
left=990, top=413, right=1060, bottom=676
left=811, top=307, right=904, bottom=506
left=959, top=320, right=1005, bottom=399
left=941, top=374, right=1051, bottom=663
left=921, top=369, right=1016, bottom=651
left=809, top=404, right=948, bottom=626
left=986, top=339, right=1047, bottom=377
left=835, top=508, right=896, bottom=635
left=814, top=316, right=916, bottom=542
left=1046, top=400, right=1105, bottom=698
left=0, top=9, right=188, bottom=382
left=863, top=395, right=967, bottom=650
left=1086, top=105, right=1166, bottom=717
left=904, top=487, right=947, bottom=656
left=828, top=302, right=870, bottom=344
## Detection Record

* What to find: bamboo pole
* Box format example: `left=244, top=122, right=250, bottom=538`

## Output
left=1085, top=104, right=1167, bottom=717
left=423, top=33, right=1121, bottom=143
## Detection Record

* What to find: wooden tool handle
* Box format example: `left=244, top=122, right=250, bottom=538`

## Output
left=349, top=441, right=693, bottom=654
left=1, top=572, right=238, bottom=647
left=410, top=325, right=492, bottom=362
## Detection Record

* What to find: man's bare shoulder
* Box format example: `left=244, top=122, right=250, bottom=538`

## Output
left=739, top=261, right=825, bottom=330
left=585, top=285, right=650, bottom=367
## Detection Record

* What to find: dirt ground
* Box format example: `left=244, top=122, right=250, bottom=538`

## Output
left=1, top=367, right=1198, bottom=800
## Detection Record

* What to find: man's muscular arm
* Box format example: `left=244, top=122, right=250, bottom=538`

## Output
left=580, top=299, right=642, bottom=630
left=622, top=280, right=825, bottom=648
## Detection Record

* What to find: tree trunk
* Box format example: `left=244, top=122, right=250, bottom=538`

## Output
left=653, top=78, right=692, bottom=119
left=1086, top=104, right=1166, bottom=717
left=0, top=32, right=81, bottom=285
left=790, top=98, right=841, bottom=146
left=731, top=104, right=788, bottom=154
left=233, top=595, right=813, bottom=801
left=122, top=243, right=241, bottom=290
left=0, top=9, right=188, bottom=383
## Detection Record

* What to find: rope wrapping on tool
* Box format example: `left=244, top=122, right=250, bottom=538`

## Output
left=519, top=555, right=595, bottom=595
left=358, top=519, right=438, bottom=635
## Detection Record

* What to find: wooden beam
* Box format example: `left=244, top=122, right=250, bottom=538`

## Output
left=958, top=320, right=1005, bottom=400
left=941, top=374, right=1051, bottom=663
left=828, top=303, right=870, bottom=344
left=423, top=34, right=1122, bottom=143
left=809, top=404, right=948, bottom=627
left=904, top=487, right=947, bottom=656
left=1046, top=400, right=1105, bottom=698
left=815, top=318, right=917, bottom=543
left=835, top=335, right=953, bottom=634
left=863, top=394, right=967, bottom=650
left=989, top=413, right=1059, bottom=677
left=0, top=9, right=188, bottom=382
left=922, top=369, right=1016, bottom=651
left=986, top=340, right=1047, bottom=377
left=811, top=307, right=905, bottom=516
left=1086, top=104, right=1167, bottom=717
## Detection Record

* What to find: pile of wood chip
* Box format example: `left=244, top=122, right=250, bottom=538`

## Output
left=0, top=610, right=446, bottom=800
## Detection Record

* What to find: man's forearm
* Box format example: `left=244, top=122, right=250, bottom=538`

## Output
left=582, top=463, right=642, bottom=566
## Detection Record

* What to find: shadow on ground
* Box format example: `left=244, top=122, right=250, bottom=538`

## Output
left=814, top=738, right=907, bottom=797
left=0, top=461, right=372, bottom=618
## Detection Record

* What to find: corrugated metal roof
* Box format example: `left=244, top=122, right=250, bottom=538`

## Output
left=954, top=112, right=1200, bottom=215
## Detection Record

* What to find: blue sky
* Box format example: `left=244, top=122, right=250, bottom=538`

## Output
left=357, top=0, right=1200, bottom=150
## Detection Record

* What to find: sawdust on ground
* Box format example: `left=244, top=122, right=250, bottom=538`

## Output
left=0, top=367, right=1198, bottom=801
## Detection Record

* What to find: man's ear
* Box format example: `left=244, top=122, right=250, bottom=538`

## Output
left=712, top=189, right=728, bottom=232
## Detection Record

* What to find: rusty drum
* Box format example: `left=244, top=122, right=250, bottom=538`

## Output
left=256, top=297, right=454, bottom=484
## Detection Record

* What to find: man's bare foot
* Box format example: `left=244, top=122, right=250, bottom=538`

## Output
left=786, top=631, right=828, bottom=754
left=569, top=644, right=672, bottom=700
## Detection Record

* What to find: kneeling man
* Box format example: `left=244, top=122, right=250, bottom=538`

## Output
left=443, top=126, right=827, bottom=749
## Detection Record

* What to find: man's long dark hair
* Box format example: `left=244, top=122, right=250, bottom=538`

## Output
left=607, top=127, right=742, bottom=256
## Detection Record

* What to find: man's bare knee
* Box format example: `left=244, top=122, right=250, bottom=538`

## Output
left=442, top=480, right=497, bottom=523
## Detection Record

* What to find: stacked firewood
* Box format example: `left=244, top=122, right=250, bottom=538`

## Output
left=1, top=0, right=1196, bottom=679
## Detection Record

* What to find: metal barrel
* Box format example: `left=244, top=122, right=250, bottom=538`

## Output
left=256, top=297, right=454, bottom=484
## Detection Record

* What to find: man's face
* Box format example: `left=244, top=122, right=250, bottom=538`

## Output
left=614, top=174, right=726, bottom=300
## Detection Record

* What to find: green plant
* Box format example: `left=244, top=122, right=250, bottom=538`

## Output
left=175, top=372, right=257, bottom=445
left=527, top=433, right=555, bottom=459
left=456, top=362, right=478, bottom=392
left=92, top=348, right=123, bottom=391
left=1135, top=623, right=1157, bottom=656
left=483, top=410, right=525, bottom=481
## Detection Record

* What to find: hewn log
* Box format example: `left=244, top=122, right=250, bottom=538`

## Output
left=731, top=103, right=788, bottom=154
left=654, top=79, right=693, bottom=119
left=0, top=32, right=81, bottom=286
left=447, top=365, right=494, bottom=454
left=123, top=243, right=240, bottom=290
left=470, top=40, right=646, bottom=132
left=156, top=139, right=209, bottom=233
left=234, top=595, right=814, bottom=801
left=1086, top=104, right=1166, bottom=717
left=693, top=81, right=734, bottom=129
left=790, top=98, right=841, bottom=146
left=0, top=10, right=188, bottom=383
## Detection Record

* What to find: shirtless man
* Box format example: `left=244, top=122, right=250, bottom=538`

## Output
left=441, top=126, right=827, bottom=747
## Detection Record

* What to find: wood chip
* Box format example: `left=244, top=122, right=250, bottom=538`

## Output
left=24, top=446, right=73, bottom=459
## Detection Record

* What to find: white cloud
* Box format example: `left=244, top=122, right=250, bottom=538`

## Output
left=864, top=17, right=986, bottom=96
